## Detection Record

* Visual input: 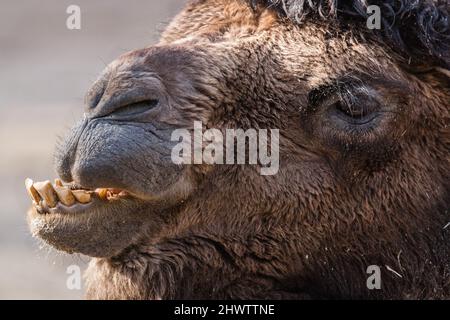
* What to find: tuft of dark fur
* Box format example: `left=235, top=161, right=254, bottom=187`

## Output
left=250, top=0, right=450, bottom=68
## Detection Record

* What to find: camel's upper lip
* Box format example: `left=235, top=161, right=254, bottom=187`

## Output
left=25, top=178, right=134, bottom=215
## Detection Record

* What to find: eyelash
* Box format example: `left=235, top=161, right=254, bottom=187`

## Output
left=308, top=84, right=379, bottom=119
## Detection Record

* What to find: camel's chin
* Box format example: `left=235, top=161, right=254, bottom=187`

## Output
left=27, top=194, right=148, bottom=258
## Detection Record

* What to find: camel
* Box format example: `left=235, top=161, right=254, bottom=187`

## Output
left=25, top=0, right=449, bottom=299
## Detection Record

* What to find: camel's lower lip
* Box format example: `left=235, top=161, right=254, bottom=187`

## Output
left=37, top=194, right=132, bottom=215
left=48, top=200, right=98, bottom=215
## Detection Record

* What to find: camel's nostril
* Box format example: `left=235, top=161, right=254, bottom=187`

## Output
left=85, top=72, right=109, bottom=110
left=54, top=119, right=88, bottom=184
left=87, top=85, right=105, bottom=110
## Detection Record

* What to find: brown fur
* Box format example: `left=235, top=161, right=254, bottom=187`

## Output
left=29, top=0, right=449, bottom=299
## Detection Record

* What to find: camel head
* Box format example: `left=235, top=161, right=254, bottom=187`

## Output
left=26, top=0, right=449, bottom=299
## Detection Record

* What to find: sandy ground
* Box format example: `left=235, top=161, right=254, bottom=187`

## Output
left=0, top=0, right=185, bottom=299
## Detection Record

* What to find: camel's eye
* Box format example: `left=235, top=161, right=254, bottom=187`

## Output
left=329, top=96, right=381, bottom=125
left=106, top=99, right=159, bottom=119
left=309, top=84, right=382, bottom=127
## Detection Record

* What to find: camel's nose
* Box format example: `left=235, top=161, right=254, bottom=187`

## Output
left=84, top=67, right=161, bottom=120
left=85, top=69, right=109, bottom=111
left=84, top=45, right=202, bottom=120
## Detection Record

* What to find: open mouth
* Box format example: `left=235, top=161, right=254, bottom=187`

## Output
left=25, top=178, right=131, bottom=215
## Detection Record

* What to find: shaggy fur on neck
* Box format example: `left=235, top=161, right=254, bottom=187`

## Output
left=250, top=0, right=450, bottom=68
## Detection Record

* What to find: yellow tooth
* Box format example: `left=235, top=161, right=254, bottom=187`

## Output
left=106, top=190, right=118, bottom=201
left=54, top=186, right=76, bottom=207
left=95, top=188, right=108, bottom=201
left=54, top=179, right=63, bottom=187
left=72, top=190, right=92, bottom=204
left=33, top=181, right=58, bottom=208
left=118, top=191, right=129, bottom=197
left=25, top=178, right=41, bottom=204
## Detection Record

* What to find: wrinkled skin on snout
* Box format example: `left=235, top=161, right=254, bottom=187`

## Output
left=29, top=47, right=207, bottom=257
left=27, top=0, right=449, bottom=299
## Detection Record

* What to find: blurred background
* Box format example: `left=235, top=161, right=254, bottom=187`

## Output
left=0, top=0, right=185, bottom=299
